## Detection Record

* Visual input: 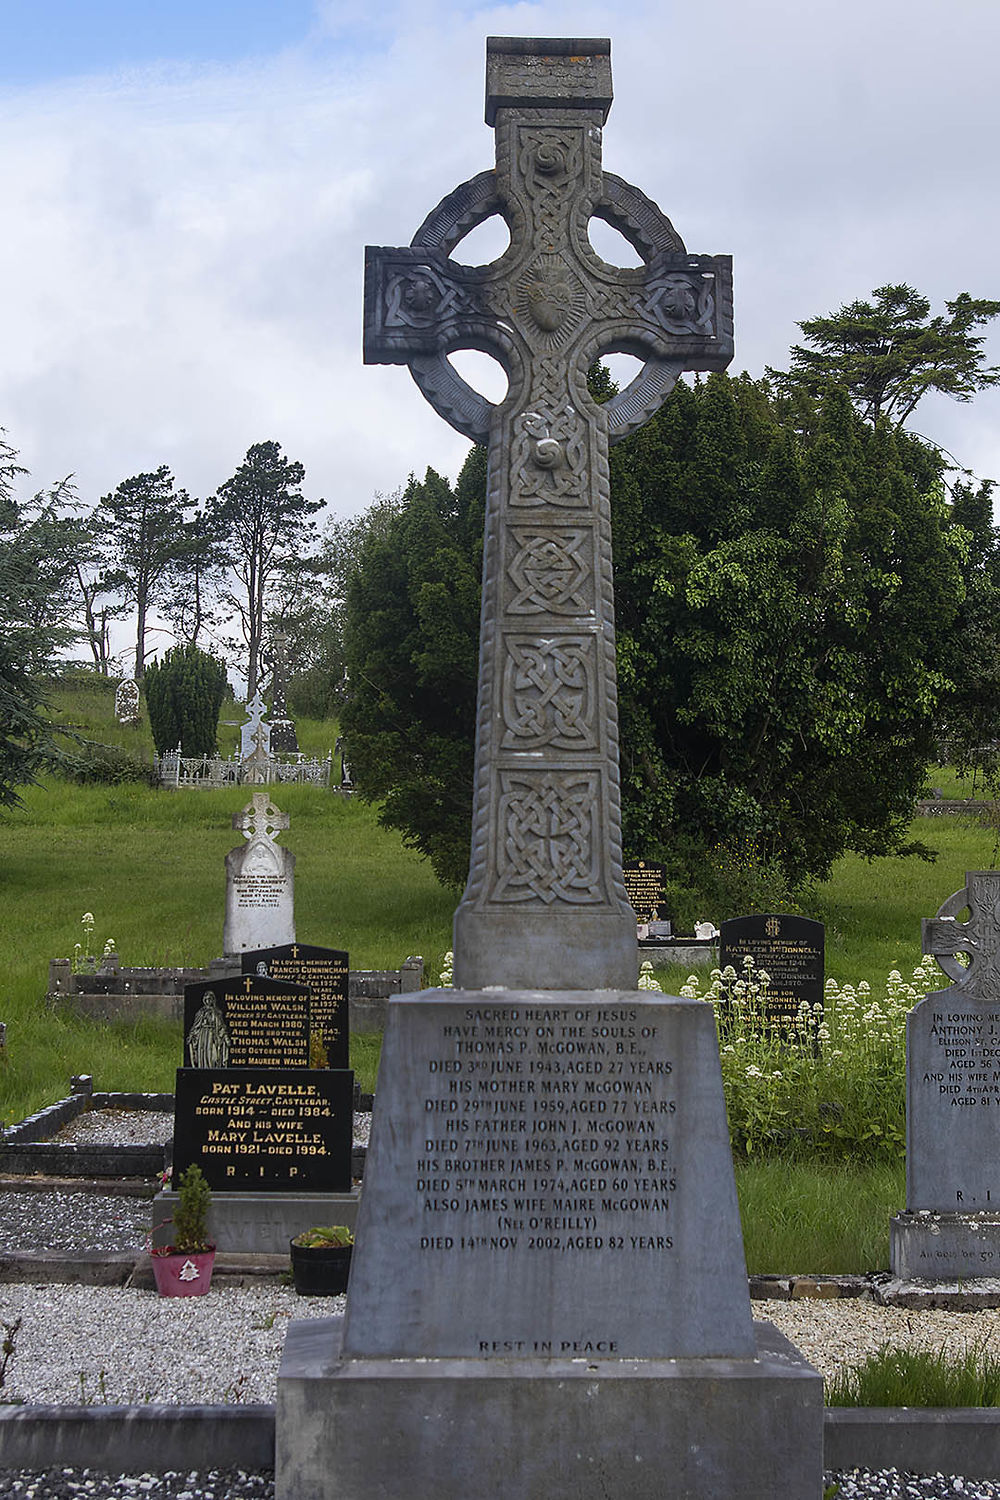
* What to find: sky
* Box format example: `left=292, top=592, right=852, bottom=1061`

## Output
left=2, top=0, right=999, bottom=535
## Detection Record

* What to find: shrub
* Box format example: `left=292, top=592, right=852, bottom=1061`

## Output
left=144, top=645, right=229, bottom=756
left=53, top=741, right=158, bottom=787
left=669, top=955, right=940, bottom=1160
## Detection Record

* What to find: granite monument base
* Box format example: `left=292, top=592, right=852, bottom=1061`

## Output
left=276, top=1315, right=823, bottom=1500
left=152, top=1190, right=360, bottom=1255
left=891, top=1210, right=1000, bottom=1280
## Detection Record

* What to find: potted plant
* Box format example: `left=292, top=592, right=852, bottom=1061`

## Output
left=151, top=1163, right=216, bottom=1297
left=290, top=1224, right=353, bottom=1296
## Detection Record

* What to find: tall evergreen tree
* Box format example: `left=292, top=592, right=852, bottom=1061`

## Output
left=144, top=643, right=229, bottom=756
left=96, top=466, right=192, bottom=678
left=207, top=442, right=322, bottom=697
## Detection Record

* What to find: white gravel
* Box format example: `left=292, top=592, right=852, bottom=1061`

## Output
left=766, top=1298, right=1000, bottom=1384
left=0, top=1284, right=339, bottom=1405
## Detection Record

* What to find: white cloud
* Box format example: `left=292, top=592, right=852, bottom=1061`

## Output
left=0, top=0, right=997, bottom=532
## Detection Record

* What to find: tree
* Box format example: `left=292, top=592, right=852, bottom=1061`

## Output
left=208, top=442, right=322, bottom=698
left=144, top=643, right=229, bottom=755
left=774, top=284, right=1000, bottom=430
left=341, top=457, right=484, bottom=886
left=286, top=489, right=406, bottom=720
left=342, top=375, right=968, bottom=912
left=96, top=466, right=193, bottom=678
left=0, top=433, right=70, bottom=803
left=161, top=502, right=229, bottom=652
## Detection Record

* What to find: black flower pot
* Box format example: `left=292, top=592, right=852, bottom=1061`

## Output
left=290, top=1239, right=353, bottom=1296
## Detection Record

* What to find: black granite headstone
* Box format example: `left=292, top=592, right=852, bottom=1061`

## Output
left=183, top=974, right=311, bottom=1069
left=241, top=943, right=349, bottom=1070
left=718, top=914, right=824, bottom=1034
left=623, top=861, right=668, bottom=923
left=172, top=1067, right=354, bottom=1190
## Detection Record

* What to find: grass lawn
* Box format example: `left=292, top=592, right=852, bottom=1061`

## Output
left=1, top=678, right=996, bottom=1271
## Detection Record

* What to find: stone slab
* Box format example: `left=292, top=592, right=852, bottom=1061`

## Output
left=241, top=944, right=350, bottom=1070
left=223, top=841, right=295, bottom=956
left=342, top=988, right=754, bottom=1360
left=905, top=991, right=1000, bottom=1212
left=172, top=1068, right=354, bottom=1192
left=276, top=1315, right=823, bottom=1500
left=890, top=1210, right=1000, bottom=1280
left=824, top=1408, right=1000, bottom=1482
left=152, top=1189, right=361, bottom=1254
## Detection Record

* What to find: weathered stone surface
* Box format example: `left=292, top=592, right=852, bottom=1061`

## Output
left=363, top=37, right=732, bottom=992
left=278, top=1316, right=823, bottom=1500
left=342, top=989, right=753, bottom=1360
left=892, top=870, right=1000, bottom=1277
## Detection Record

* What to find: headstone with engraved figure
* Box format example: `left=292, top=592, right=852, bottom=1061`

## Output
left=223, top=793, right=295, bottom=955
left=718, top=913, right=824, bottom=1036
left=171, top=971, right=353, bottom=1196
left=276, top=37, right=821, bottom=1500
left=891, top=871, right=1000, bottom=1278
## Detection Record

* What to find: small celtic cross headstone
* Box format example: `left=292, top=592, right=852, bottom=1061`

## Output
left=233, top=792, right=290, bottom=844
left=922, top=870, right=1000, bottom=997
left=365, top=37, right=733, bottom=989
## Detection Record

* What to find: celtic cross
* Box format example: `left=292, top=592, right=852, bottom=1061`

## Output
left=233, top=792, right=289, bottom=844
left=364, top=37, right=733, bottom=989
left=923, top=871, right=1000, bottom=999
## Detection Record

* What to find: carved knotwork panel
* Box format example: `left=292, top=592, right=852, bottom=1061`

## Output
left=501, top=634, right=599, bottom=751
left=492, top=769, right=603, bottom=905
left=505, top=526, right=594, bottom=615
left=509, top=360, right=589, bottom=506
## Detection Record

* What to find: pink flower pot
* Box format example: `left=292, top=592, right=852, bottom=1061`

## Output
left=151, top=1246, right=216, bottom=1297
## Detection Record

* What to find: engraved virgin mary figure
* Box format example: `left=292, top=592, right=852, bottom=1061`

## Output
left=187, top=991, right=230, bottom=1069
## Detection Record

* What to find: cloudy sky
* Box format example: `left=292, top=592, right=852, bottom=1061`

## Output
left=2, top=0, right=999, bottom=526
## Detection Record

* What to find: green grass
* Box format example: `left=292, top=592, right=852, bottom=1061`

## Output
left=827, top=1341, right=1000, bottom=1407
left=735, top=1159, right=902, bottom=1274
left=0, top=776, right=453, bottom=1122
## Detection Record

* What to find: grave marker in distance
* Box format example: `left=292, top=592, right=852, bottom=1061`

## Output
left=242, top=943, right=349, bottom=1071
left=891, top=871, right=1000, bottom=1278
left=718, top=913, right=824, bottom=1034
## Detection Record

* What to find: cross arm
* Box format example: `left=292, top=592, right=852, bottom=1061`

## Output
left=363, top=247, right=503, bottom=366
left=585, top=252, right=734, bottom=371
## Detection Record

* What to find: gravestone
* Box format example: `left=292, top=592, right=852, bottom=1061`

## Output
left=268, top=630, right=301, bottom=755
left=184, top=974, right=312, bottom=1069
left=623, top=859, right=668, bottom=923
left=891, top=871, right=1000, bottom=1279
left=223, top=793, right=295, bottom=955
left=242, top=943, right=350, bottom=1070
left=239, top=689, right=272, bottom=761
left=718, top=913, right=824, bottom=1035
left=113, top=678, right=140, bottom=725
left=276, top=37, right=821, bottom=1500
left=164, top=968, right=356, bottom=1243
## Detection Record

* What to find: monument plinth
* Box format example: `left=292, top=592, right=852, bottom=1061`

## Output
left=276, top=37, right=822, bottom=1500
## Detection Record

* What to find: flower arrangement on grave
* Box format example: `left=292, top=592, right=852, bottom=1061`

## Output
left=290, top=1225, right=354, bottom=1296
left=150, top=1163, right=215, bottom=1297
left=292, top=1224, right=353, bottom=1248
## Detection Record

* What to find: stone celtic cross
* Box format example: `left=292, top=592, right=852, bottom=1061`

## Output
left=364, top=37, right=733, bottom=989
left=233, top=792, right=289, bottom=844
left=923, top=870, right=1000, bottom=998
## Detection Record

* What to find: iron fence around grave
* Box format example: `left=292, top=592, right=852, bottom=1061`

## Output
left=154, top=749, right=333, bottom=789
